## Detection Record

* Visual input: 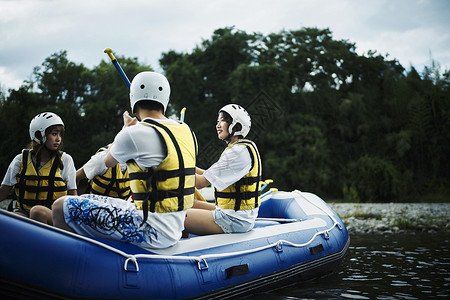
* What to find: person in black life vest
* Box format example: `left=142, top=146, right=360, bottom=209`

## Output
left=0, top=112, right=77, bottom=224
left=184, top=104, right=262, bottom=235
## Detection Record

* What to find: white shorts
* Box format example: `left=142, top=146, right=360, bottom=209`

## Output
left=212, top=208, right=255, bottom=233
left=63, top=194, right=174, bottom=248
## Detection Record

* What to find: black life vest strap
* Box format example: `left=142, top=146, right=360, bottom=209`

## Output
left=46, top=154, right=60, bottom=204
left=214, top=141, right=262, bottom=211
left=143, top=119, right=189, bottom=212
left=19, top=185, right=67, bottom=193
left=141, top=170, right=154, bottom=225
left=16, top=150, right=66, bottom=209
left=16, top=175, right=65, bottom=182
left=233, top=180, right=243, bottom=211
left=214, top=190, right=260, bottom=201
left=242, top=141, right=261, bottom=209
left=109, top=168, right=131, bottom=198
left=103, top=166, right=117, bottom=197
left=17, top=150, right=29, bottom=210
left=19, top=198, right=55, bottom=208
left=133, top=187, right=195, bottom=202
left=89, top=167, right=129, bottom=197
left=238, top=176, right=260, bottom=185
left=153, top=167, right=195, bottom=181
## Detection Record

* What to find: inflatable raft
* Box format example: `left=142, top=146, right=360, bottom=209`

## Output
left=0, top=190, right=349, bottom=299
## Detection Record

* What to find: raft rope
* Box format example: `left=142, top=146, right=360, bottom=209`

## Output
left=57, top=191, right=343, bottom=272
left=295, top=190, right=343, bottom=230
left=255, top=217, right=301, bottom=222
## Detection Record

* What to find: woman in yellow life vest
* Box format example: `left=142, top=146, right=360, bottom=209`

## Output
left=76, top=144, right=131, bottom=200
left=184, top=104, right=262, bottom=235
left=0, top=112, right=77, bottom=224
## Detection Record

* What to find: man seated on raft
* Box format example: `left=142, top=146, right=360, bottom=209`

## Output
left=52, top=71, right=197, bottom=249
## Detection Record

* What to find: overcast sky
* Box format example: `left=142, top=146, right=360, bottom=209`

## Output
left=1, top=0, right=449, bottom=92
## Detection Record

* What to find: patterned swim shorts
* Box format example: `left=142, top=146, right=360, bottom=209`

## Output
left=63, top=194, right=172, bottom=248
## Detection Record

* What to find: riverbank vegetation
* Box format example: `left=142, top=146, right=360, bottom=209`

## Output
left=1, top=27, right=448, bottom=202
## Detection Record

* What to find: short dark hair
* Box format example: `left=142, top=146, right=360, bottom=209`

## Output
left=220, top=111, right=232, bottom=124
left=134, top=100, right=164, bottom=112
left=219, top=111, right=243, bottom=138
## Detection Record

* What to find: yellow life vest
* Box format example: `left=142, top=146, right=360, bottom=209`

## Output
left=214, top=139, right=262, bottom=211
left=86, top=146, right=131, bottom=200
left=127, top=119, right=197, bottom=214
left=15, top=150, right=68, bottom=212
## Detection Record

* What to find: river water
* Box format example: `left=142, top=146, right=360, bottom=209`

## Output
left=249, top=232, right=450, bottom=299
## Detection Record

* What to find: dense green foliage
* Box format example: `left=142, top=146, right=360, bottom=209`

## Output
left=1, top=27, right=449, bottom=202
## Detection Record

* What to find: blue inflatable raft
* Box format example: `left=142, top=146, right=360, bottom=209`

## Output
left=0, top=190, right=349, bottom=299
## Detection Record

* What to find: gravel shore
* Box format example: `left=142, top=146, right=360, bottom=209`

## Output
left=328, top=202, right=450, bottom=234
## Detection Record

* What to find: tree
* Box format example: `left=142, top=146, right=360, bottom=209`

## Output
left=0, top=85, right=41, bottom=178
left=159, top=26, right=450, bottom=201
left=1, top=27, right=448, bottom=202
left=161, top=27, right=257, bottom=151
left=82, top=56, right=152, bottom=159
left=29, top=51, right=91, bottom=167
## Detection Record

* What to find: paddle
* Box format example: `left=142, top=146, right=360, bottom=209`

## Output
left=104, top=48, right=131, bottom=89
left=260, top=179, right=273, bottom=193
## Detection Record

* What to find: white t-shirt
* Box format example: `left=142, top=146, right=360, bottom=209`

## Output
left=203, top=143, right=259, bottom=222
left=108, top=117, right=187, bottom=242
left=82, top=150, right=126, bottom=180
left=2, top=150, right=77, bottom=191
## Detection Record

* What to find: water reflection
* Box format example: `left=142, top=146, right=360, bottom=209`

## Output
left=247, top=232, right=450, bottom=299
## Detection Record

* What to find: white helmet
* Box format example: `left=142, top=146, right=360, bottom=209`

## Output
left=129, top=71, right=170, bottom=113
left=219, top=104, right=251, bottom=138
left=29, top=112, right=64, bottom=144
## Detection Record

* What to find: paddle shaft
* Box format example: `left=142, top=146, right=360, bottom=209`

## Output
left=104, top=48, right=131, bottom=89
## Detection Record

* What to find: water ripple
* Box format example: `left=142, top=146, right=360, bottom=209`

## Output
left=246, top=232, right=450, bottom=300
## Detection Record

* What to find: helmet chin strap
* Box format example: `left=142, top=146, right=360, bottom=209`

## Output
left=224, top=131, right=233, bottom=144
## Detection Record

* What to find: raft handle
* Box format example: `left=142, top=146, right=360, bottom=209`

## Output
left=124, top=257, right=140, bottom=272
left=197, top=258, right=209, bottom=271
left=276, top=241, right=283, bottom=253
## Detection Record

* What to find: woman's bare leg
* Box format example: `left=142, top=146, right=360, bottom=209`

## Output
left=52, top=197, right=75, bottom=233
left=30, top=205, right=53, bottom=225
left=184, top=209, right=224, bottom=235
